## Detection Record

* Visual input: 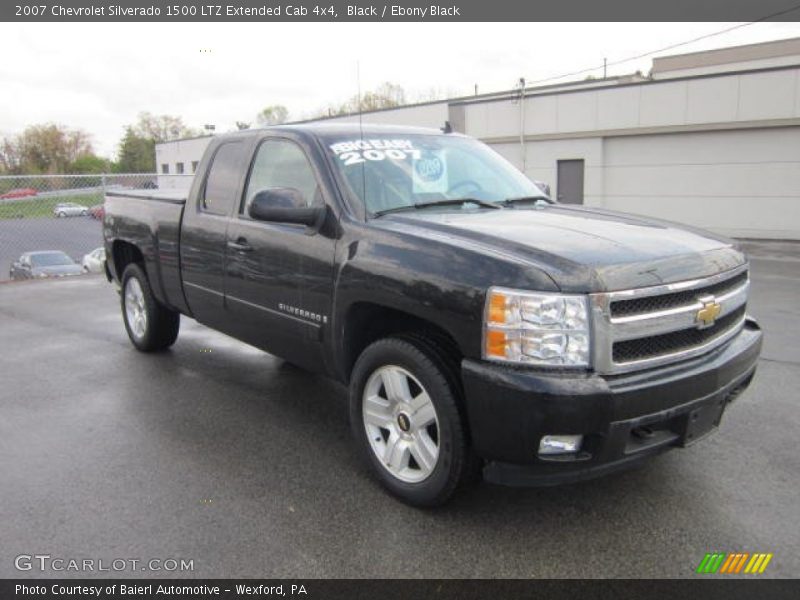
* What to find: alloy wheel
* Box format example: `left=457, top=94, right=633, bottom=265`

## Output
left=362, top=365, right=440, bottom=483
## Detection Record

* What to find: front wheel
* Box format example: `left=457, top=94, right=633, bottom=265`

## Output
left=349, top=337, right=474, bottom=507
left=121, top=263, right=179, bottom=352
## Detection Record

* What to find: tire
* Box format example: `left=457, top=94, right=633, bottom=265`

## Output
left=56, top=212, right=65, bottom=218
left=81, top=210, right=88, bottom=216
left=349, top=336, right=473, bottom=507
left=120, top=263, right=180, bottom=352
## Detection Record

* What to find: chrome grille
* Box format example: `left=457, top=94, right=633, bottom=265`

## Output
left=610, top=271, right=748, bottom=317
left=612, top=306, right=746, bottom=363
left=590, top=265, right=749, bottom=374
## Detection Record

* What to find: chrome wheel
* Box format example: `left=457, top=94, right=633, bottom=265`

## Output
left=362, top=365, right=440, bottom=483
left=124, top=277, right=147, bottom=340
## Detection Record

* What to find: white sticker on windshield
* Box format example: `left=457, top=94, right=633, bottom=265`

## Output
left=412, top=150, right=447, bottom=194
left=330, top=139, right=420, bottom=166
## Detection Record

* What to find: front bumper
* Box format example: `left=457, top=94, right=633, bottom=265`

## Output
left=461, top=318, right=762, bottom=486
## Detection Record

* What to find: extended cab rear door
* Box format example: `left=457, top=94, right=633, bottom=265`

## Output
left=180, top=139, right=249, bottom=329
left=223, top=134, right=336, bottom=372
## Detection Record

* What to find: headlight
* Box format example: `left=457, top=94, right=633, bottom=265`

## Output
left=483, top=287, right=590, bottom=367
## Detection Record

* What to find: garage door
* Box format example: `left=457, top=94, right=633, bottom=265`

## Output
left=602, top=127, right=800, bottom=239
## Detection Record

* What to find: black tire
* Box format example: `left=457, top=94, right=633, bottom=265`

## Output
left=120, top=263, right=180, bottom=352
left=349, top=336, right=473, bottom=507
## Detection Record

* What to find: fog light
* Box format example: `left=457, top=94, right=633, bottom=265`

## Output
left=538, top=434, right=583, bottom=455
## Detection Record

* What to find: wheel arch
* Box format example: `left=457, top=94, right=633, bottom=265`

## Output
left=110, top=240, right=144, bottom=283
left=339, top=302, right=464, bottom=385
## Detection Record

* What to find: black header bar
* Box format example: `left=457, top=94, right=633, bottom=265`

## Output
left=4, top=0, right=800, bottom=22
left=2, top=579, right=800, bottom=600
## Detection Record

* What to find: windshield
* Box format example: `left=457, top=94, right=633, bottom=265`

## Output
left=31, top=252, right=74, bottom=267
left=323, top=134, right=546, bottom=215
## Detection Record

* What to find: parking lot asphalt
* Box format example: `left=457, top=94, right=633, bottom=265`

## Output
left=1, top=245, right=798, bottom=579
left=0, top=217, right=103, bottom=280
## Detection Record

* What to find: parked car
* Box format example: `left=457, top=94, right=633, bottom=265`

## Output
left=89, top=204, right=105, bottom=220
left=53, top=202, right=89, bottom=217
left=104, top=124, right=762, bottom=506
left=10, top=251, right=83, bottom=280
left=0, top=188, right=38, bottom=200
left=82, top=247, right=106, bottom=273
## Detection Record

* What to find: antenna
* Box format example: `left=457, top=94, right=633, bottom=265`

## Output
left=357, top=60, right=367, bottom=215
left=356, top=60, right=364, bottom=138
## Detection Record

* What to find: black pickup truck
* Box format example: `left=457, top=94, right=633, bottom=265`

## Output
left=104, top=124, right=762, bottom=506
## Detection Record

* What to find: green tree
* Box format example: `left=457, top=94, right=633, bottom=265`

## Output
left=256, top=105, right=289, bottom=127
left=69, top=154, right=110, bottom=174
left=116, top=127, right=155, bottom=173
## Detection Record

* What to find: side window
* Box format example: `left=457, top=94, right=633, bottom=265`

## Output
left=202, top=142, right=246, bottom=216
left=243, top=139, right=321, bottom=215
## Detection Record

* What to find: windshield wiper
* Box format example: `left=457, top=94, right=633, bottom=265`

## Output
left=373, top=198, right=502, bottom=217
left=500, top=195, right=552, bottom=207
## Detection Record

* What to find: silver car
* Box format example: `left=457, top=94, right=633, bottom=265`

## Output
left=54, top=202, right=89, bottom=217
left=10, top=251, right=83, bottom=280
left=82, top=247, right=106, bottom=273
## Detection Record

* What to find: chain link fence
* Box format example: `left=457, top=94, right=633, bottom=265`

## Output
left=0, top=173, right=192, bottom=283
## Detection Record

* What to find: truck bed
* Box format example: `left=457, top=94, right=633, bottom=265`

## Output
left=104, top=188, right=189, bottom=314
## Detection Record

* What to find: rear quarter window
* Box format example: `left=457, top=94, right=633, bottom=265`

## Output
left=202, top=142, right=247, bottom=216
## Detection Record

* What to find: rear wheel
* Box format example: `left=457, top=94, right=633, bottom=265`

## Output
left=121, top=263, right=179, bottom=352
left=56, top=211, right=65, bottom=218
left=350, top=337, right=473, bottom=507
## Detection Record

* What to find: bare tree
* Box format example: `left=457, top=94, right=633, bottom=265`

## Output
left=256, top=105, right=289, bottom=127
left=0, top=124, right=94, bottom=174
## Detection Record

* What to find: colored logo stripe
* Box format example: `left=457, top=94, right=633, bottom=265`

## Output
left=697, top=553, right=773, bottom=574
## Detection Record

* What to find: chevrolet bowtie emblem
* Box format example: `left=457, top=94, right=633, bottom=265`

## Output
left=696, top=296, right=722, bottom=329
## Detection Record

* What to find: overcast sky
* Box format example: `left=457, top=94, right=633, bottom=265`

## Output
left=1, top=21, right=798, bottom=158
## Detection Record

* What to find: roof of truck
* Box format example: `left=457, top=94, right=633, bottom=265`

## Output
left=219, top=123, right=455, bottom=141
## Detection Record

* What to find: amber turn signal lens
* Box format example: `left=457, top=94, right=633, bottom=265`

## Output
left=488, top=292, right=507, bottom=324
left=486, top=329, right=507, bottom=358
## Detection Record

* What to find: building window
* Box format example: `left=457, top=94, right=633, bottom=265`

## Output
left=161, top=164, right=169, bottom=174
left=176, top=162, right=185, bottom=174
left=191, top=161, right=199, bottom=173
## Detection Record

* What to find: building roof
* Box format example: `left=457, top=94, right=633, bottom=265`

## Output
left=652, top=36, right=800, bottom=74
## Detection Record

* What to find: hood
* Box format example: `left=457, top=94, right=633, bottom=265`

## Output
left=32, top=264, right=83, bottom=277
left=378, top=204, right=746, bottom=292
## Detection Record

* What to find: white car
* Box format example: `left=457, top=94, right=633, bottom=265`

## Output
left=54, top=202, right=89, bottom=217
left=81, top=247, right=106, bottom=273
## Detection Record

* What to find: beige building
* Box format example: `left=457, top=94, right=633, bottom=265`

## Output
left=156, top=37, right=800, bottom=239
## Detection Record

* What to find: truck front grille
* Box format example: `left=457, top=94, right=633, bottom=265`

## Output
left=610, top=271, right=748, bottom=317
left=590, top=265, right=750, bottom=375
left=612, top=305, right=746, bottom=363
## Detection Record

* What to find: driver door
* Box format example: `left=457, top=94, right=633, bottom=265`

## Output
left=224, top=136, right=335, bottom=371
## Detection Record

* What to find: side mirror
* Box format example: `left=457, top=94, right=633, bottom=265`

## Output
left=249, top=188, right=326, bottom=228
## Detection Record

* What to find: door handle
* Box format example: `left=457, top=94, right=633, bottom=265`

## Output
left=227, top=239, right=252, bottom=252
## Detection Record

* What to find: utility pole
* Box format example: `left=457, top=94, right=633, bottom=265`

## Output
left=603, top=57, right=607, bottom=79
